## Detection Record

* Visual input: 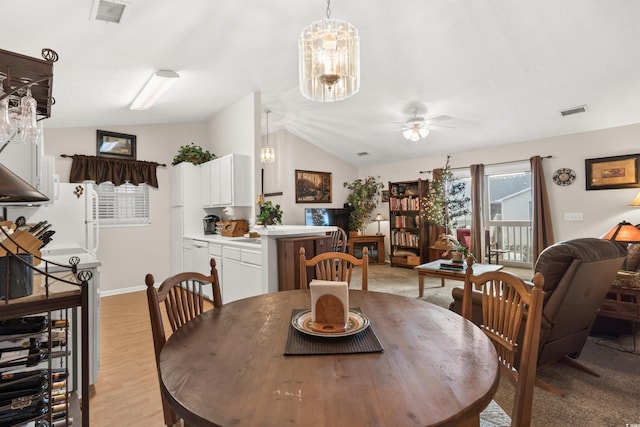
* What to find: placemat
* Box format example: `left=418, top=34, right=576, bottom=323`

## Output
left=284, top=308, right=384, bottom=356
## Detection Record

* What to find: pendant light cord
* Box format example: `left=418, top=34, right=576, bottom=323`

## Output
left=326, top=0, right=331, bottom=19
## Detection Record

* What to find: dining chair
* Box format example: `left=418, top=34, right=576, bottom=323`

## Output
left=145, top=258, right=222, bottom=427
left=462, top=257, right=545, bottom=427
left=299, top=246, right=368, bottom=290
left=327, top=226, right=348, bottom=253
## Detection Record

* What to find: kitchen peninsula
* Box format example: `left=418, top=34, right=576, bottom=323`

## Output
left=184, top=225, right=335, bottom=302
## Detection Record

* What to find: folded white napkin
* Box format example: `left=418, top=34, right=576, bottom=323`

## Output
left=309, top=280, right=349, bottom=326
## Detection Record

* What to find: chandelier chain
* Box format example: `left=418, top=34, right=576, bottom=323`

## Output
left=325, top=0, right=331, bottom=19
left=265, top=108, right=271, bottom=147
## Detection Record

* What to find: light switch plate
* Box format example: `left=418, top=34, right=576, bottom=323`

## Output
left=564, top=212, right=583, bottom=221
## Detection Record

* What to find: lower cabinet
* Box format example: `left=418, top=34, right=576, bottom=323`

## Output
left=221, top=246, right=262, bottom=303
left=277, top=235, right=332, bottom=291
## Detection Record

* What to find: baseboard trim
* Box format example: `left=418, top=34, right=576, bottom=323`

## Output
left=100, top=285, right=146, bottom=297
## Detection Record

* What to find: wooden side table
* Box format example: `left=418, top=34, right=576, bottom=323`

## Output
left=598, top=283, right=640, bottom=352
left=348, top=235, right=385, bottom=264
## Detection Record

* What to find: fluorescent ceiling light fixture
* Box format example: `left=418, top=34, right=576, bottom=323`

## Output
left=130, top=70, right=179, bottom=110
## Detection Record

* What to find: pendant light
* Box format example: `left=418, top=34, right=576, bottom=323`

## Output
left=261, top=108, right=275, bottom=163
left=298, top=0, right=360, bottom=102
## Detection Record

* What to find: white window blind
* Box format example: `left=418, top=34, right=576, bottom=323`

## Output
left=96, top=181, right=149, bottom=225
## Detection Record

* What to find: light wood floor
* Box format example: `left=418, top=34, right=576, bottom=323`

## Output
left=90, top=291, right=167, bottom=426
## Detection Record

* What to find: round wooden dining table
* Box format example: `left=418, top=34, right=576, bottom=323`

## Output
left=159, top=290, right=499, bottom=427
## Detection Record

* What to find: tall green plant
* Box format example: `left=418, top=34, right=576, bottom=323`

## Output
left=421, top=156, right=470, bottom=233
left=343, top=176, right=384, bottom=232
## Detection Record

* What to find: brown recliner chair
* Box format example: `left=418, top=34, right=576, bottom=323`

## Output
left=450, top=237, right=627, bottom=396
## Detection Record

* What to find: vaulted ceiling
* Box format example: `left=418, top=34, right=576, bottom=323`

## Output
left=3, top=0, right=640, bottom=166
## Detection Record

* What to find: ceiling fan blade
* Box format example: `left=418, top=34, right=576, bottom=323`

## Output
left=427, top=114, right=452, bottom=122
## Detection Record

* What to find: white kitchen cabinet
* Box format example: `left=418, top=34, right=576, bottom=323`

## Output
left=192, top=239, right=213, bottom=300
left=200, top=154, right=252, bottom=208
left=182, top=238, right=193, bottom=273
left=222, top=245, right=262, bottom=303
left=170, top=163, right=203, bottom=275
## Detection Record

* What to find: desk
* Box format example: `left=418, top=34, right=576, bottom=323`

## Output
left=415, top=260, right=503, bottom=298
left=160, top=290, right=499, bottom=427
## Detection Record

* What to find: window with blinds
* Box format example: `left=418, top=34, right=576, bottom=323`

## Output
left=96, top=181, right=150, bottom=225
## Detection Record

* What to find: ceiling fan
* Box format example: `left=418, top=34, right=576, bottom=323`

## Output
left=401, top=114, right=453, bottom=142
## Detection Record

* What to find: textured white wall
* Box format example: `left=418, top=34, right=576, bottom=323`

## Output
left=361, top=122, right=640, bottom=245
left=43, top=122, right=209, bottom=294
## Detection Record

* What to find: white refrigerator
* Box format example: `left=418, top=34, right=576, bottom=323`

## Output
left=10, top=181, right=99, bottom=255
left=8, top=180, right=102, bottom=388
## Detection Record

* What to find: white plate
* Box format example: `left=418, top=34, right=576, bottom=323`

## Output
left=291, top=309, right=370, bottom=338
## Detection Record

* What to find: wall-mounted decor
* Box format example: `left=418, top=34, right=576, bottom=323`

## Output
left=295, top=170, right=332, bottom=203
left=585, top=154, right=640, bottom=190
left=96, top=130, right=137, bottom=160
left=381, top=190, right=390, bottom=202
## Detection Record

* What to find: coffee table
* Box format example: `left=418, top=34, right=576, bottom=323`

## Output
left=415, top=260, right=503, bottom=297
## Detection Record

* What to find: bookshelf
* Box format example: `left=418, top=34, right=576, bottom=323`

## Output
left=388, top=179, right=429, bottom=268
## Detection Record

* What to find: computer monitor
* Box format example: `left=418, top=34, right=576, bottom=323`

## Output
left=304, top=208, right=351, bottom=231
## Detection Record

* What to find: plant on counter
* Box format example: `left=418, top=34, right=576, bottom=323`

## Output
left=172, top=143, right=216, bottom=165
left=343, top=176, right=384, bottom=234
left=257, top=200, right=283, bottom=226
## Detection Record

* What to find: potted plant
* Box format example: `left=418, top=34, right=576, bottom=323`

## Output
left=257, top=200, right=283, bottom=226
left=172, top=143, right=216, bottom=165
left=343, top=176, right=384, bottom=235
left=446, top=243, right=470, bottom=263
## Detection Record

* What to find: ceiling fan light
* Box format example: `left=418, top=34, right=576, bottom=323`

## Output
left=402, top=128, right=414, bottom=140
left=418, top=128, right=429, bottom=138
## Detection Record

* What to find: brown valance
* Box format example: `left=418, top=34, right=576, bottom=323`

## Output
left=66, top=154, right=163, bottom=188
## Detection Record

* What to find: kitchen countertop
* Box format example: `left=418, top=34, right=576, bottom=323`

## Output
left=186, top=225, right=336, bottom=247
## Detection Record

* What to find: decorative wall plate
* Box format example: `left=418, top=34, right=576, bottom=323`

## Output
left=552, top=168, right=576, bottom=186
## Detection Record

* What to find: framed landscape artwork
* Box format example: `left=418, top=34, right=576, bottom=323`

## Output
left=295, top=170, right=332, bottom=203
left=585, top=154, right=640, bottom=190
left=96, top=130, right=137, bottom=160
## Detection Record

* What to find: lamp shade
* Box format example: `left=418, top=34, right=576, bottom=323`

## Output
left=374, top=213, right=385, bottom=222
left=601, top=221, right=640, bottom=242
left=629, top=191, right=640, bottom=206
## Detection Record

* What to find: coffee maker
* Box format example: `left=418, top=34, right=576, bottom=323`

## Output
left=203, top=214, right=221, bottom=235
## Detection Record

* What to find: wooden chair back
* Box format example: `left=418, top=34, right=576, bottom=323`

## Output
left=145, top=258, right=222, bottom=427
left=327, top=226, right=348, bottom=253
left=299, top=246, right=368, bottom=290
left=462, top=257, right=544, bottom=427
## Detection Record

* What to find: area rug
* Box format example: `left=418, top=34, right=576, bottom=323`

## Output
left=353, top=264, right=640, bottom=426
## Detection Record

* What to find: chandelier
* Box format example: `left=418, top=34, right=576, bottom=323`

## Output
left=261, top=108, right=275, bottom=163
left=298, top=0, right=360, bottom=102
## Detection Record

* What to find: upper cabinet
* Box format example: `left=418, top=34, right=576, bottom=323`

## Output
left=200, top=154, right=252, bottom=208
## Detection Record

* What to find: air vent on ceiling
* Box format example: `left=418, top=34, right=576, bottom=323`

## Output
left=356, top=152, right=369, bottom=156
left=560, top=105, right=587, bottom=117
left=93, top=0, right=126, bottom=23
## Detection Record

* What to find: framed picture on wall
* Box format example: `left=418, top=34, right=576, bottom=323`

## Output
left=96, top=130, right=137, bottom=160
left=585, top=154, right=640, bottom=190
left=295, top=170, right=332, bottom=203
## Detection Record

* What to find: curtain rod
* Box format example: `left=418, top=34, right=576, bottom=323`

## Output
left=419, top=155, right=552, bottom=175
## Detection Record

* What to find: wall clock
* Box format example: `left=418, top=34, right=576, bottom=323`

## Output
left=552, top=168, right=576, bottom=186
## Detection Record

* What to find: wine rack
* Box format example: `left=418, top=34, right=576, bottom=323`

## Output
left=0, top=227, right=89, bottom=427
